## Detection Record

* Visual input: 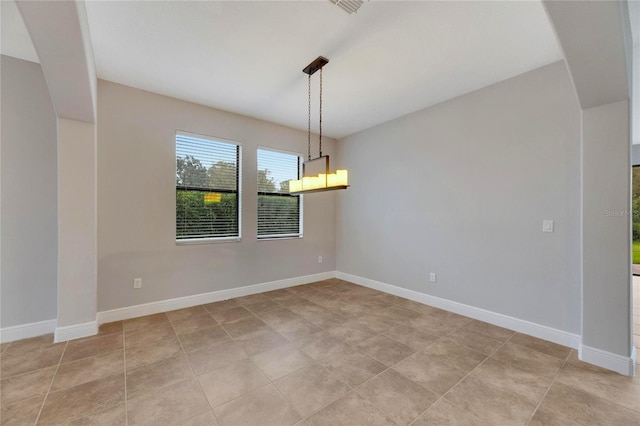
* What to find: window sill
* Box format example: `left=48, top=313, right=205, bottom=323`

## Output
left=176, top=237, right=241, bottom=246
left=257, top=235, right=303, bottom=242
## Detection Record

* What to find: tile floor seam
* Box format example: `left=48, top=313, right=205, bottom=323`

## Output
left=524, top=345, right=574, bottom=425
left=349, top=386, right=401, bottom=426
left=166, top=310, right=219, bottom=426
left=416, top=329, right=515, bottom=425
left=33, top=340, right=68, bottom=425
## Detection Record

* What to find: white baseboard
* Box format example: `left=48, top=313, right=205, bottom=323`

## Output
left=54, top=321, right=98, bottom=343
left=337, top=271, right=581, bottom=350
left=0, top=319, right=57, bottom=343
left=97, top=271, right=337, bottom=324
left=580, top=344, right=637, bottom=376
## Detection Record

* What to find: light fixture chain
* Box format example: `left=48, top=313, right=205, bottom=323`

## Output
left=319, top=68, right=323, bottom=157
left=307, top=74, right=311, bottom=161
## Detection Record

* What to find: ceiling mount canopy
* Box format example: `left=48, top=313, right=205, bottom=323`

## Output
left=288, top=56, right=349, bottom=195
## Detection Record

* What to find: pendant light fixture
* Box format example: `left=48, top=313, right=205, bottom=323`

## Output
left=288, top=56, right=349, bottom=195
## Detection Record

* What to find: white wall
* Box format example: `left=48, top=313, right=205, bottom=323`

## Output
left=336, top=61, right=581, bottom=334
left=1, top=55, right=57, bottom=327
left=97, top=80, right=337, bottom=312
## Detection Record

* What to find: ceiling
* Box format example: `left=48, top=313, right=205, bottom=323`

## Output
left=3, top=0, right=564, bottom=139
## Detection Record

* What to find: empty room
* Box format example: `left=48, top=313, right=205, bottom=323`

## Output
left=1, top=1, right=639, bottom=425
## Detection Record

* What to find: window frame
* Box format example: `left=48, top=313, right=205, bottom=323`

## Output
left=256, top=146, right=304, bottom=241
left=175, top=130, right=242, bottom=245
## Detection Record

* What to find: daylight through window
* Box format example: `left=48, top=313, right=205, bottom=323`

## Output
left=257, top=148, right=302, bottom=239
left=176, top=132, right=241, bottom=242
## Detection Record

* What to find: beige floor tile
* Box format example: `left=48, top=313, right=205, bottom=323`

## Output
left=317, top=346, right=387, bottom=387
left=52, top=350, right=124, bottom=392
left=202, top=299, right=240, bottom=315
left=356, top=369, right=438, bottom=425
left=490, top=341, right=564, bottom=378
left=1, top=345, right=65, bottom=378
left=171, top=313, right=218, bottom=335
left=220, top=316, right=267, bottom=338
left=125, top=334, right=184, bottom=370
left=251, top=343, right=313, bottom=380
left=268, top=318, right=322, bottom=341
left=446, top=329, right=504, bottom=356
left=296, top=332, right=353, bottom=361
left=187, top=340, right=248, bottom=376
left=198, top=358, right=269, bottom=407
left=262, top=288, right=298, bottom=302
left=324, top=321, right=376, bottom=345
left=126, top=353, right=194, bottom=400
left=0, top=394, right=44, bottom=426
left=244, top=299, right=281, bottom=314
left=127, top=378, right=210, bottom=426
left=384, top=325, right=439, bottom=351
left=392, top=352, right=466, bottom=395
left=468, top=357, right=553, bottom=405
left=124, top=321, right=175, bottom=348
left=97, top=321, right=123, bottom=336
left=528, top=407, right=582, bottom=426
left=297, top=309, right=348, bottom=330
left=178, top=325, right=231, bottom=353
left=356, top=335, right=415, bottom=366
left=166, top=305, right=210, bottom=322
left=123, top=313, right=169, bottom=332
left=180, top=409, right=220, bottom=426
left=210, top=306, right=253, bottom=324
left=234, top=294, right=271, bottom=306
left=466, top=320, right=515, bottom=341
left=509, top=333, right=571, bottom=360
left=412, top=399, right=487, bottom=426
left=62, top=333, right=123, bottom=363
left=300, top=391, right=396, bottom=426
left=349, top=313, right=402, bottom=333
left=274, top=364, right=349, bottom=416
left=213, top=384, right=300, bottom=426
left=406, top=315, right=458, bottom=336
left=555, top=361, right=640, bottom=412
left=38, top=373, right=125, bottom=424
left=2, top=334, right=61, bottom=357
left=0, top=342, right=10, bottom=355
left=444, top=375, right=537, bottom=425
left=421, top=338, right=487, bottom=372
left=535, top=382, right=640, bottom=425
left=0, top=365, right=56, bottom=407
left=256, top=308, right=300, bottom=327
left=234, top=328, right=290, bottom=356
left=64, top=402, right=126, bottom=425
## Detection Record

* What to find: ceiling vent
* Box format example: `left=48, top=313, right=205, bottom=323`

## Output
left=329, top=0, right=364, bottom=14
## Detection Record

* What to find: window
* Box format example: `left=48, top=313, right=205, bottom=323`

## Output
left=176, top=132, right=241, bottom=242
left=257, top=148, right=302, bottom=239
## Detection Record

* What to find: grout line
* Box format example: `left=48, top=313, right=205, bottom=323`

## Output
left=166, top=310, right=219, bottom=424
left=33, top=340, right=69, bottom=425
left=525, top=347, right=573, bottom=425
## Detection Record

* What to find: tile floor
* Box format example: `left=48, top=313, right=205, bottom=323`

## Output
left=1, top=279, right=639, bottom=425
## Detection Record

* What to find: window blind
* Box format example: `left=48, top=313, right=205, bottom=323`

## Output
left=257, top=148, right=302, bottom=239
left=176, top=132, right=240, bottom=241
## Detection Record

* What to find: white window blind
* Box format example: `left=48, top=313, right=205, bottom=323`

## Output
left=176, top=132, right=241, bottom=241
left=257, top=148, right=302, bottom=239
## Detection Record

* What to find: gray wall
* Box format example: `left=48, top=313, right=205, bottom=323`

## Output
left=1, top=55, right=58, bottom=327
left=336, top=61, right=582, bottom=334
left=98, top=81, right=337, bottom=312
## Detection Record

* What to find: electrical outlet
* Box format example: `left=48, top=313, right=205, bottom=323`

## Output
left=133, top=278, right=142, bottom=289
left=429, top=272, right=437, bottom=283
left=318, top=256, right=323, bottom=264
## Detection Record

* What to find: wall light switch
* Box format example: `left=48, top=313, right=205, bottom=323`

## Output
left=542, top=220, right=554, bottom=233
